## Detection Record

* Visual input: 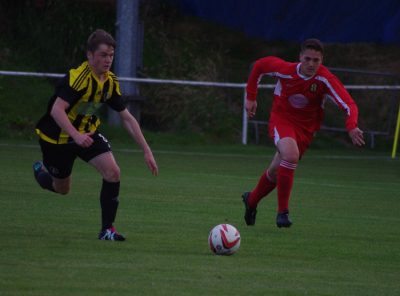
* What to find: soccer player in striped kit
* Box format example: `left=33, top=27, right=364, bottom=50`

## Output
left=242, top=39, right=365, bottom=228
left=33, top=29, right=158, bottom=240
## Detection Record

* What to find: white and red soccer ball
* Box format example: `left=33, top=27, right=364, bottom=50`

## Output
left=208, top=224, right=241, bottom=255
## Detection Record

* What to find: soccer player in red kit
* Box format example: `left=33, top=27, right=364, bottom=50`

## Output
left=242, top=38, right=365, bottom=228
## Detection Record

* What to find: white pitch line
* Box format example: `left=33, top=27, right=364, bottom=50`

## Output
left=296, top=179, right=400, bottom=191
left=183, top=173, right=399, bottom=191
left=0, top=142, right=395, bottom=160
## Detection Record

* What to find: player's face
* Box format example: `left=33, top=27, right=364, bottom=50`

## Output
left=87, top=44, right=114, bottom=77
left=299, top=49, right=323, bottom=77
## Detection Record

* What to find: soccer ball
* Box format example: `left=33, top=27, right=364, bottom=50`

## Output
left=208, top=224, right=241, bottom=255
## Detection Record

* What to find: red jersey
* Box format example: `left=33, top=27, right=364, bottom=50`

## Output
left=246, top=56, right=359, bottom=133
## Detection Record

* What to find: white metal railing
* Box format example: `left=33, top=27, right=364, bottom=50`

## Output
left=1, top=70, right=399, bottom=147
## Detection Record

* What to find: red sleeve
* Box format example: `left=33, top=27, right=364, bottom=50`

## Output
left=245, top=56, right=288, bottom=101
left=317, top=68, right=359, bottom=131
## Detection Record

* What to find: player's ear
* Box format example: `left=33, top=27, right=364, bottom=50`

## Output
left=86, top=50, right=93, bottom=60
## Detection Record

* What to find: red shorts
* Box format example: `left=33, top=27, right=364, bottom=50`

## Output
left=268, top=116, right=314, bottom=157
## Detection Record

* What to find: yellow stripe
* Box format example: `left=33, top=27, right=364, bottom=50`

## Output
left=35, top=129, right=58, bottom=144
left=391, top=104, right=400, bottom=159
left=72, top=66, right=90, bottom=90
left=110, top=73, right=118, bottom=81
left=71, top=67, right=86, bottom=89
left=35, top=129, right=69, bottom=144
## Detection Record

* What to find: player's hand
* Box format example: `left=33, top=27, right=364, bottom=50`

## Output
left=348, top=127, right=365, bottom=147
left=144, top=150, right=159, bottom=176
left=73, top=132, right=94, bottom=148
left=245, top=99, right=257, bottom=118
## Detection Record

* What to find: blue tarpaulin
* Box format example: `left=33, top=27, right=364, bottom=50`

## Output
left=168, top=0, right=400, bottom=44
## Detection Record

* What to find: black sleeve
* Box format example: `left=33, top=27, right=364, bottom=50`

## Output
left=106, top=86, right=126, bottom=112
left=55, top=74, right=82, bottom=104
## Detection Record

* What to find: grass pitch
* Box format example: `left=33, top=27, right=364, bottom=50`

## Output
left=0, top=140, right=399, bottom=295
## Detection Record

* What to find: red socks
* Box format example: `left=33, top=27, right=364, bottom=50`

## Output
left=248, top=170, right=276, bottom=208
left=277, top=160, right=297, bottom=213
left=248, top=160, right=297, bottom=211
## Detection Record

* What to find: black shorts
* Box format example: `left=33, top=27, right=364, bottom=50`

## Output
left=39, top=132, right=112, bottom=179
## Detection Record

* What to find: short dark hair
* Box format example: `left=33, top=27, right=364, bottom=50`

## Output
left=301, top=38, right=324, bottom=55
left=87, top=29, right=116, bottom=52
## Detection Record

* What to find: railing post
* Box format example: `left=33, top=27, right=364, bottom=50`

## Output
left=242, top=87, right=248, bottom=145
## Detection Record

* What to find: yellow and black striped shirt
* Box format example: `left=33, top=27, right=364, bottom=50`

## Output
left=36, top=61, right=125, bottom=144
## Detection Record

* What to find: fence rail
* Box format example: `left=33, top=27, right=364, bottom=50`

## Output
left=1, top=70, right=399, bottom=149
left=2, top=70, right=400, bottom=89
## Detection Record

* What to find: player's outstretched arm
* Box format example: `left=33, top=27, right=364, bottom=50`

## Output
left=348, top=127, right=365, bottom=147
left=119, top=109, right=159, bottom=176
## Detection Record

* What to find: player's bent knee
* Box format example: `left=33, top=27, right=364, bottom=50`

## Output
left=281, top=152, right=299, bottom=164
left=284, top=156, right=299, bottom=164
left=103, top=167, right=120, bottom=182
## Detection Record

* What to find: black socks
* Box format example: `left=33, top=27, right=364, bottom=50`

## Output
left=100, top=180, right=120, bottom=230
